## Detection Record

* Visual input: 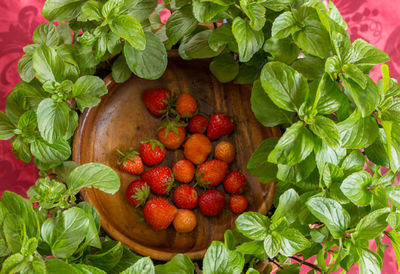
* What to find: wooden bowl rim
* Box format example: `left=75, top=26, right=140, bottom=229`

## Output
left=72, top=51, right=279, bottom=260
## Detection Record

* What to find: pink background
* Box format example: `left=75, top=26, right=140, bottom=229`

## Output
left=0, top=0, right=398, bottom=272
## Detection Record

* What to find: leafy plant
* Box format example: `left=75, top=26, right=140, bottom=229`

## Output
left=1, top=0, right=400, bottom=273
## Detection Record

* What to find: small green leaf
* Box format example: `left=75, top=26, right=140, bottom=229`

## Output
left=309, top=115, right=341, bottom=150
left=33, top=23, right=60, bottom=47
left=27, top=177, right=67, bottom=209
left=353, top=208, right=390, bottom=240
left=18, top=53, right=35, bottom=82
left=203, top=241, right=232, bottom=274
left=155, top=254, right=194, bottom=274
left=235, top=212, right=270, bottom=240
left=277, top=153, right=316, bottom=183
left=291, top=55, right=325, bottom=80
left=72, top=75, right=108, bottom=111
left=209, top=53, right=239, bottom=83
left=166, top=6, right=197, bottom=45
left=264, top=232, right=281, bottom=258
left=45, top=259, right=79, bottom=273
left=107, top=32, right=122, bottom=55
left=247, top=137, right=278, bottom=183
left=11, top=136, right=31, bottom=163
left=78, top=0, right=103, bottom=21
left=1, top=253, right=27, bottom=274
left=42, top=0, right=84, bottom=21
left=31, top=138, right=71, bottom=166
left=3, top=214, right=26, bottom=253
left=181, top=29, right=224, bottom=59
left=101, top=0, right=123, bottom=19
left=340, top=171, right=373, bottom=206
left=209, top=23, right=237, bottom=52
left=387, top=187, right=400, bottom=208
left=262, top=0, right=294, bottom=12
left=110, top=15, right=145, bottom=51
left=279, top=228, right=311, bottom=256
left=125, top=0, right=157, bottom=23
left=271, top=11, right=300, bottom=39
left=112, top=54, right=132, bottom=83
left=78, top=202, right=101, bottom=248
left=228, top=250, right=245, bottom=274
left=272, top=189, right=299, bottom=224
left=0, top=112, right=15, bottom=140
left=232, top=17, right=264, bottom=62
left=32, top=45, right=65, bottom=83
left=86, top=241, right=124, bottom=271
left=121, top=257, right=154, bottom=274
left=240, top=0, right=266, bottom=31
left=342, top=63, right=368, bottom=89
left=344, top=39, right=390, bottom=66
left=341, top=150, right=365, bottom=174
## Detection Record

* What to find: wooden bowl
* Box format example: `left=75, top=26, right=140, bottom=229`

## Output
left=72, top=52, right=280, bottom=261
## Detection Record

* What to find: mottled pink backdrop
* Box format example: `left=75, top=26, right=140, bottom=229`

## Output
left=0, top=0, right=398, bottom=272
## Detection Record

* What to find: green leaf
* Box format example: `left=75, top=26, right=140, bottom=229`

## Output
left=203, top=241, right=232, bottom=274
left=235, top=212, right=270, bottom=240
left=291, top=55, right=325, bottom=80
left=1, top=253, right=27, bottom=274
left=33, top=23, right=60, bottom=47
left=321, top=163, right=344, bottom=188
left=209, top=23, right=237, bottom=53
left=121, top=257, right=154, bottom=274
left=268, top=121, right=315, bottom=166
left=72, top=264, right=107, bottom=274
left=192, top=0, right=227, bottom=24
left=11, top=136, right=31, bottom=163
left=232, top=17, right=264, bottom=62
left=108, top=246, right=141, bottom=273
left=337, top=110, right=379, bottom=149
left=341, top=150, right=365, bottom=174
left=342, top=63, right=368, bottom=89
left=209, top=53, right=239, bottom=83
left=67, top=162, right=120, bottom=195
left=31, top=138, right=71, bottom=166
left=277, top=153, right=316, bottom=183
left=325, top=55, right=342, bottom=74
left=306, top=197, right=350, bottom=239
left=78, top=0, right=103, bottom=21
left=27, top=177, right=67, bottom=209
left=155, top=254, right=194, bottom=274
left=387, top=187, right=400, bottom=208
left=387, top=231, right=400, bottom=272
left=344, top=39, right=390, bottom=66
left=251, top=80, right=294, bottom=127
left=381, top=98, right=400, bottom=122
left=41, top=207, right=89, bottom=258
left=3, top=214, right=26, bottom=253
left=234, top=64, right=259, bottom=84
left=353, top=208, right=390, bottom=240
left=279, top=228, right=311, bottom=256
left=264, top=232, right=281, bottom=258
left=107, top=32, right=122, bottom=55
left=72, top=75, right=108, bottom=111
left=77, top=202, right=101, bottom=248
left=124, top=32, right=167, bottom=80
left=358, top=249, right=382, bottom=274
left=271, top=11, right=300, bottom=39
left=32, top=45, right=65, bottom=83
left=247, top=137, right=278, bottom=183
left=240, top=0, right=266, bottom=31
left=110, top=15, right=145, bottom=51
left=37, top=99, right=70, bottom=144
left=166, top=6, right=197, bottom=45
left=342, top=76, right=379, bottom=117
left=18, top=53, right=35, bottom=82
left=125, top=0, right=157, bottom=23
left=0, top=112, right=15, bottom=140
left=86, top=241, right=124, bottom=271
left=102, top=0, right=123, bottom=19
left=272, top=189, right=300, bottom=224
left=181, top=29, right=223, bottom=59
left=264, top=37, right=300, bottom=64
left=261, top=0, right=294, bottom=11
left=55, top=161, right=79, bottom=182
left=340, top=171, right=373, bottom=206
left=112, top=54, right=132, bottom=83
left=45, top=259, right=78, bottom=274
left=228, top=250, right=245, bottom=274
left=235, top=241, right=264, bottom=256
left=57, top=23, right=73, bottom=44
left=309, top=115, right=340, bottom=150
left=260, top=61, right=309, bottom=112
left=42, top=0, right=84, bottom=21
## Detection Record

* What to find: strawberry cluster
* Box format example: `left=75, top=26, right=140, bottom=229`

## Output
left=116, top=88, right=249, bottom=232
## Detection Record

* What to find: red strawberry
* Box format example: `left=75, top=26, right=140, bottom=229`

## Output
left=157, top=119, right=187, bottom=150
left=126, top=180, right=150, bottom=207
left=229, top=195, right=248, bottom=214
left=144, top=197, right=177, bottom=230
left=188, top=115, right=208, bottom=134
left=116, top=148, right=144, bottom=175
left=223, top=171, right=246, bottom=194
left=142, top=88, right=173, bottom=116
left=173, top=185, right=198, bottom=209
left=196, top=159, right=228, bottom=187
left=142, top=166, right=174, bottom=195
left=199, top=189, right=225, bottom=216
left=139, top=139, right=166, bottom=166
left=175, top=93, right=197, bottom=118
left=206, top=113, right=234, bottom=140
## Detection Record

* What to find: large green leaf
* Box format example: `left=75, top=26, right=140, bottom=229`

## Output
left=78, top=0, right=103, bottom=21
left=112, top=54, right=132, bottom=83
left=340, top=171, right=373, bottom=206
left=203, top=241, right=232, bottom=274
left=0, top=253, right=28, bottom=274
left=155, top=254, right=194, bottom=274
left=125, top=0, right=157, bottom=23
left=313, top=73, right=346, bottom=115
left=18, top=53, right=35, bottom=82
left=235, top=212, right=270, bottom=240
left=358, top=249, right=382, bottom=274
left=272, top=189, right=300, bottom=224
left=344, top=39, right=390, bottom=66
left=181, top=29, right=223, bottom=59
left=240, top=0, right=266, bottom=31
left=0, top=112, right=15, bottom=140
left=42, top=0, right=84, bottom=21
left=166, top=6, right=197, bottom=45
left=264, top=232, right=281, bottom=258
left=279, top=228, right=311, bottom=256
left=121, top=257, right=154, bottom=274
left=353, top=208, right=390, bottom=240
left=260, top=62, right=309, bottom=112
left=46, top=259, right=79, bottom=274
left=264, top=37, right=300, bottom=65
left=271, top=11, right=300, bottom=39
left=124, top=32, right=167, bottom=80
left=209, top=53, right=239, bottom=83
left=192, top=0, right=227, bottom=24
left=86, top=241, right=124, bottom=271
left=309, top=115, right=340, bottom=150
left=33, top=23, right=60, bottom=47
left=232, top=17, right=264, bottom=62
left=72, top=75, right=108, bottom=111
left=32, top=45, right=64, bottom=83
left=209, top=23, right=237, bottom=52
left=247, top=137, right=278, bottom=183
left=30, top=138, right=71, bottom=166
left=77, top=202, right=101, bottom=249
left=3, top=214, right=26, bottom=253
left=110, top=15, right=145, bottom=51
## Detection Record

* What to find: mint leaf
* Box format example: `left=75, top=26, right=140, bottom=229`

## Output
left=125, top=0, right=157, bottom=23
left=264, top=37, right=300, bottom=64
left=181, top=29, right=223, bottom=59
left=110, top=15, right=145, bottom=51
left=358, top=249, right=382, bottom=274
left=78, top=0, right=103, bottom=21
left=33, top=23, right=60, bottom=47
left=234, top=64, right=259, bottom=84
left=0, top=112, right=15, bottom=140
left=101, top=0, right=123, bottom=19
left=32, top=45, right=65, bottom=83
left=45, top=259, right=78, bottom=273
left=313, top=73, right=346, bottom=115
left=107, top=32, right=122, bottom=55
left=340, top=171, right=373, bottom=206
left=272, top=189, right=300, bottom=224
left=155, top=254, right=194, bottom=274
left=271, top=11, right=300, bottom=39
left=235, top=212, right=270, bottom=240
left=86, top=241, right=124, bottom=271
left=247, top=137, right=278, bottom=183
left=121, top=257, right=154, bottom=274
left=77, top=202, right=101, bottom=248
left=72, top=75, right=108, bottom=111
left=325, top=55, right=342, bottom=74
left=67, top=163, right=120, bottom=195
left=203, top=241, right=232, bottom=274
left=268, top=121, right=314, bottom=166
left=37, top=99, right=70, bottom=143
left=264, top=232, right=281, bottom=258
left=260, top=61, right=309, bottom=112
left=387, top=231, right=400, bottom=272
left=321, top=163, right=344, bottom=188
left=31, top=138, right=71, bottom=166
left=236, top=241, right=264, bottom=256
left=72, top=265, right=107, bottom=273
left=112, top=54, right=132, bottom=83
left=291, top=55, right=325, bottom=80
left=262, top=0, right=294, bottom=12
left=309, top=115, right=340, bottom=150
left=124, top=32, right=167, bottom=79
left=277, top=153, right=316, bottom=183
left=11, top=136, right=31, bottom=163
left=353, top=208, right=390, bottom=240
left=344, top=39, right=390, bottom=66
left=57, top=23, right=73, bottom=44
left=342, top=63, right=368, bottom=89
left=3, top=214, right=26, bottom=253
left=209, top=23, right=237, bottom=52
left=306, top=197, right=350, bottom=239
left=228, top=250, right=245, bottom=274
left=209, top=53, right=239, bottom=83
left=251, top=80, right=294, bottom=127
left=387, top=187, right=400, bottom=208
left=18, top=53, right=34, bottom=82
left=337, top=110, right=379, bottom=149
left=166, top=6, right=197, bottom=45
left=1, top=253, right=27, bottom=274
left=279, top=228, right=311, bottom=256
left=42, top=0, right=84, bottom=21
left=192, top=0, right=227, bottom=24
left=240, top=0, right=266, bottom=31
left=27, top=178, right=67, bottom=209
left=232, top=17, right=264, bottom=62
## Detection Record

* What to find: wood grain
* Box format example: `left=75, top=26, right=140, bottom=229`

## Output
left=72, top=52, right=280, bottom=261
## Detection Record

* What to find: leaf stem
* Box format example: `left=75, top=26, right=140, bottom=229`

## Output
left=289, top=256, right=323, bottom=273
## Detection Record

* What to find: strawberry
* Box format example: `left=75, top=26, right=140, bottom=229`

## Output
left=126, top=180, right=150, bottom=207
left=142, top=166, right=174, bottom=195
left=214, top=141, right=235, bottom=164
left=184, top=134, right=212, bottom=165
left=188, top=115, right=208, bottom=134
left=229, top=195, right=248, bottom=214
left=142, top=88, right=173, bottom=117
left=223, top=171, right=246, bottom=194
left=173, top=185, right=198, bottom=209
left=196, top=159, right=228, bottom=187
left=173, top=209, right=197, bottom=233
left=199, top=189, right=225, bottom=216
left=157, top=119, right=186, bottom=150
left=175, top=93, right=197, bottom=117
left=139, top=139, right=166, bottom=166
left=144, top=197, right=177, bottom=231
left=173, top=160, right=195, bottom=183
left=116, top=147, right=144, bottom=175
left=206, top=113, right=234, bottom=140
